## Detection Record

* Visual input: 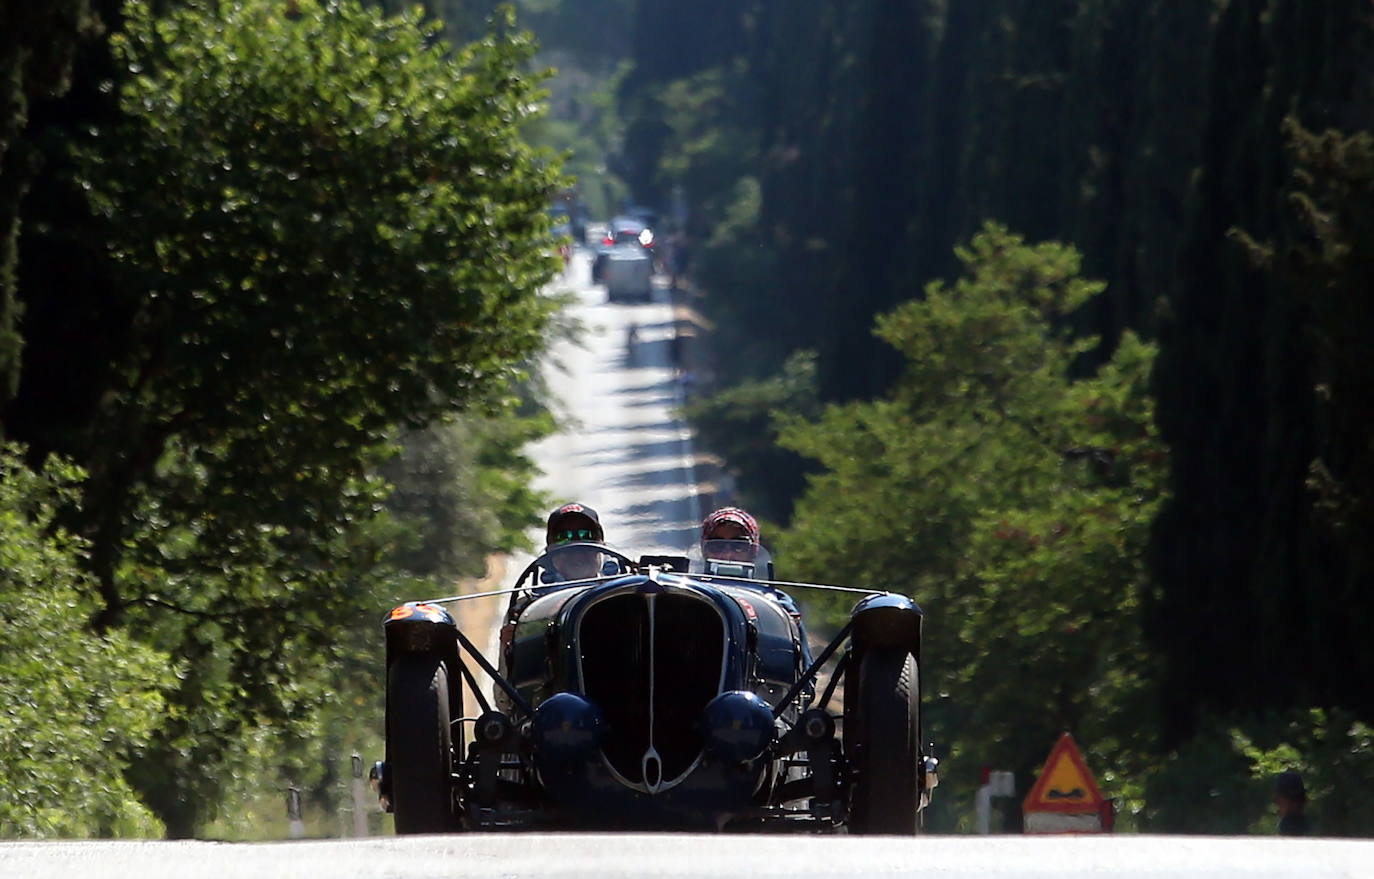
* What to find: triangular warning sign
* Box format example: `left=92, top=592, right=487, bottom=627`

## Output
left=1023, top=733, right=1105, bottom=813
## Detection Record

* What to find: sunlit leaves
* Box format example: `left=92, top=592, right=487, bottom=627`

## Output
left=0, top=445, right=171, bottom=838
left=776, top=224, right=1166, bottom=827
left=65, top=0, right=563, bottom=833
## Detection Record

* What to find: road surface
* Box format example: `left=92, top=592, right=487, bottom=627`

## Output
left=526, top=249, right=704, bottom=555
left=5, top=832, right=1372, bottom=878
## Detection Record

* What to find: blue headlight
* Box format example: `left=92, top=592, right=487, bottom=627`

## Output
left=701, top=691, right=776, bottom=764
left=534, top=693, right=604, bottom=761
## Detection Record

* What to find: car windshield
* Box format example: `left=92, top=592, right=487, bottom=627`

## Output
left=689, top=539, right=775, bottom=579
left=518, top=541, right=632, bottom=591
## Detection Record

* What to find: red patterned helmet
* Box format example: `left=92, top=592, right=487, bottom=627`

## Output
left=701, top=507, right=760, bottom=545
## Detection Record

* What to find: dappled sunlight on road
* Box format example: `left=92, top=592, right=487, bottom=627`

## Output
left=528, top=251, right=701, bottom=557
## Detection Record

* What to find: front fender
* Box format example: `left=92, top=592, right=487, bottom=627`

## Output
left=849, top=592, right=922, bottom=657
left=383, top=602, right=458, bottom=659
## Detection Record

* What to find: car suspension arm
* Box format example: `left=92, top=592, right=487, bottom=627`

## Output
left=452, top=626, right=536, bottom=721
left=452, top=654, right=492, bottom=715
left=816, top=651, right=849, bottom=712
left=771, top=620, right=853, bottom=719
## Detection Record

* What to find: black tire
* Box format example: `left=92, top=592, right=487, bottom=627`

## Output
left=387, top=654, right=459, bottom=834
left=848, top=647, right=921, bottom=835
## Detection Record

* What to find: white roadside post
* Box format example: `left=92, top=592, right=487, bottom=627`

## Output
left=975, top=768, right=1017, bottom=834
left=286, top=786, right=305, bottom=839
left=350, top=754, right=370, bottom=837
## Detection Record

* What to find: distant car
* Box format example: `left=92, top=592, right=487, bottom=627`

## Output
left=592, top=216, right=655, bottom=284
left=623, top=205, right=660, bottom=232
left=376, top=540, right=937, bottom=833
left=603, top=243, right=653, bottom=302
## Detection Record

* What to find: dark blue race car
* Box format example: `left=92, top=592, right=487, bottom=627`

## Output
left=376, top=540, right=937, bottom=833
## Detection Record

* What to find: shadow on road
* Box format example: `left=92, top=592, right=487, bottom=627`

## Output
left=576, top=437, right=689, bottom=461
left=618, top=493, right=711, bottom=521
left=612, top=378, right=676, bottom=396
left=605, top=464, right=696, bottom=489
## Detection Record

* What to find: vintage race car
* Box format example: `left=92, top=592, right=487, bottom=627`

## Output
left=375, top=540, right=937, bottom=833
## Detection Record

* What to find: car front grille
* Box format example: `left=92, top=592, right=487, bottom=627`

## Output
left=577, top=589, right=726, bottom=791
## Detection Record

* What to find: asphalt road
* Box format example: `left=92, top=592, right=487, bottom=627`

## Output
left=5, top=833, right=1372, bottom=878
left=525, top=249, right=703, bottom=556
left=10, top=252, right=1374, bottom=876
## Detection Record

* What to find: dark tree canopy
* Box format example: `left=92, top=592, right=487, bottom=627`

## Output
left=615, top=0, right=1374, bottom=793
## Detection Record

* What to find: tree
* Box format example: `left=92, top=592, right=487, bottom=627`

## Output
left=0, top=0, right=99, bottom=401
left=683, top=349, right=818, bottom=522
left=1149, top=1, right=1374, bottom=745
left=1159, top=118, right=1374, bottom=735
left=776, top=225, right=1165, bottom=828
left=0, top=444, right=170, bottom=838
left=4, top=0, right=562, bottom=835
left=382, top=410, right=554, bottom=582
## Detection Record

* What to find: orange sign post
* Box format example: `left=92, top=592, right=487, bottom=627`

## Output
left=1022, top=733, right=1112, bottom=833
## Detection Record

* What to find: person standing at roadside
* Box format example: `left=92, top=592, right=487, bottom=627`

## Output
left=1275, top=770, right=1311, bottom=836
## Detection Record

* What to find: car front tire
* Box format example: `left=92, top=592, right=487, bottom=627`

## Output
left=847, top=647, right=921, bottom=835
left=387, top=654, right=460, bottom=834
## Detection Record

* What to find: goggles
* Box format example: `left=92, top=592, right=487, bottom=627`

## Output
left=706, top=530, right=753, bottom=543
left=553, top=528, right=599, bottom=544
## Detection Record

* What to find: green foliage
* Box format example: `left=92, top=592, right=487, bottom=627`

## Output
left=1137, top=717, right=1270, bottom=835
left=91, top=0, right=560, bottom=449
left=613, top=0, right=1374, bottom=829
left=522, top=58, right=630, bottom=220
left=382, top=410, right=553, bottom=581
left=1231, top=709, right=1374, bottom=837
left=776, top=225, right=1166, bottom=829
left=1152, top=93, right=1374, bottom=745
left=685, top=349, right=817, bottom=523
left=1138, top=708, right=1374, bottom=836
left=0, top=444, right=170, bottom=838
left=25, top=0, right=567, bottom=834
left=514, top=0, right=633, bottom=70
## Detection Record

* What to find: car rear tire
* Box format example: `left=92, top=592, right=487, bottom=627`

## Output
left=848, top=647, right=921, bottom=835
left=387, top=654, right=460, bottom=834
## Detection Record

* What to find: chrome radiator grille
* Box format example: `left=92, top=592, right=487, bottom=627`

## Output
left=578, top=590, right=726, bottom=792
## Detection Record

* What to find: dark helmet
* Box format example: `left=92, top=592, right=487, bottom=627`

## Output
left=546, top=502, right=604, bottom=547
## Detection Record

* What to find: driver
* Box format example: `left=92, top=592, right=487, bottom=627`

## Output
left=544, top=502, right=609, bottom=581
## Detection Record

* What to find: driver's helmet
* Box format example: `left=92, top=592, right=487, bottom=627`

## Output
left=545, top=502, right=608, bottom=581
left=547, top=502, right=604, bottom=546
left=700, top=507, right=759, bottom=561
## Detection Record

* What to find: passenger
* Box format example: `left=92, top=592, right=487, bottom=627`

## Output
left=700, top=506, right=761, bottom=562
left=544, top=502, right=609, bottom=582
left=700, top=505, right=815, bottom=672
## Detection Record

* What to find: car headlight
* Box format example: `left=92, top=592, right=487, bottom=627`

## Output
left=700, top=691, right=775, bottom=764
left=534, top=693, right=605, bottom=761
